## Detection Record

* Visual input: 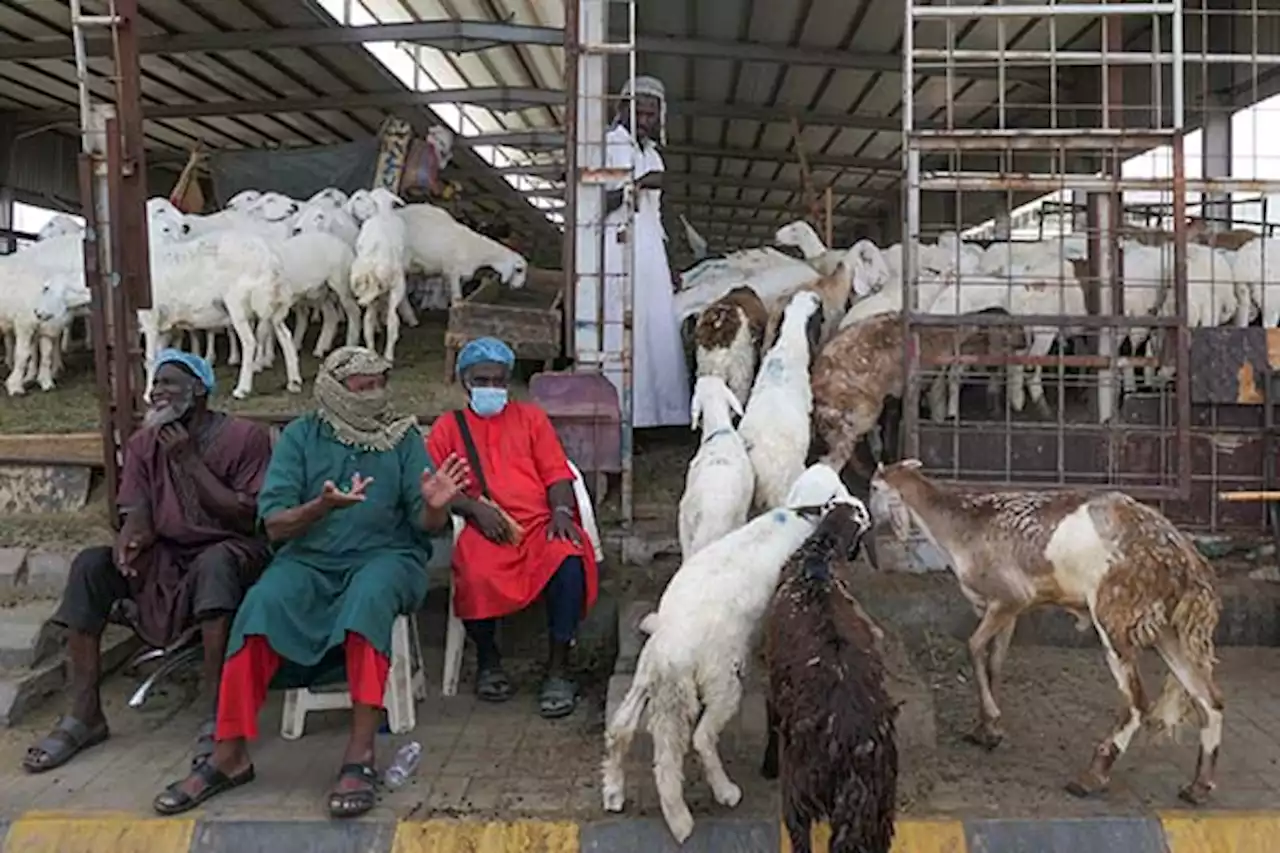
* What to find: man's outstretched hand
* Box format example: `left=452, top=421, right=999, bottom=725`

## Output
left=421, top=453, right=470, bottom=510
left=320, top=473, right=372, bottom=509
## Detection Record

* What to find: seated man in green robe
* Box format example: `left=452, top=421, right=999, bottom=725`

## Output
left=152, top=346, right=469, bottom=819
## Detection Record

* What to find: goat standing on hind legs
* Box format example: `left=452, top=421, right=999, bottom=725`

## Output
left=870, top=460, right=1225, bottom=805
left=762, top=501, right=898, bottom=853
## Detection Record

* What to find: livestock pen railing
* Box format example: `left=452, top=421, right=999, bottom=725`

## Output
left=899, top=0, right=1280, bottom=537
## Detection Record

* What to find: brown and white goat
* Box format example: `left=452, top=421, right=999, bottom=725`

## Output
left=693, top=285, right=769, bottom=407
left=870, top=460, right=1224, bottom=804
left=763, top=501, right=897, bottom=853
left=810, top=311, right=1025, bottom=477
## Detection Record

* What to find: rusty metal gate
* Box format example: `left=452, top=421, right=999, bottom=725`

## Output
left=900, top=0, right=1193, bottom=501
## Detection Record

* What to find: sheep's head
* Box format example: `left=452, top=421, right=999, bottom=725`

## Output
left=774, top=220, right=824, bottom=254
left=308, top=187, right=348, bottom=209
left=869, top=459, right=923, bottom=542
left=500, top=253, right=528, bottom=289
left=805, top=500, right=875, bottom=568
left=224, top=189, right=262, bottom=211
left=37, top=215, right=83, bottom=241
left=291, top=204, right=331, bottom=237
left=350, top=270, right=382, bottom=307
left=847, top=239, right=889, bottom=298
left=785, top=464, right=871, bottom=561
left=427, top=125, right=456, bottom=169
left=689, top=374, right=743, bottom=433
left=147, top=201, right=191, bottom=240
left=35, top=273, right=90, bottom=323
left=252, top=192, right=301, bottom=224
left=347, top=188, right=404, bottom=222
left=781, top=290, right=823, bottom=365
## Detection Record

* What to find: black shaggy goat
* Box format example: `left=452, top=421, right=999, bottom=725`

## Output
left=761, top=501, right=898, bottom=853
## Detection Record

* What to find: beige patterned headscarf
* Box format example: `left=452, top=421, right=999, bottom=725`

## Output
left=313, top=346, right=417, bottom=451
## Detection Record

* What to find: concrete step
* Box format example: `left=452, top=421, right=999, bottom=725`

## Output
left=0, top=624, right=138, bottom=727
left=0, top=548, right=73, bottom=604
left=0, top=601, right=63, bottom=670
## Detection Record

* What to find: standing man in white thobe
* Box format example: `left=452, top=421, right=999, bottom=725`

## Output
left=601, top=74, right=691, bottom=428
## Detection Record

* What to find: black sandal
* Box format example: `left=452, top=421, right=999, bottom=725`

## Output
left=153, top=758, right=256, bottom=815
left=22, top=715, right=110, bottom=774
left=538, top=676, right=578, bottom=720
left=476, top=667, right=514, bottom=703
left=191, top=718, right=216, bottom=769
left=328, top=762, right=378, bottom=818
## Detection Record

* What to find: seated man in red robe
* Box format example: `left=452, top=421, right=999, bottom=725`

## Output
left=23, top=349, right=273, bottom=774
left=426, top=337, right=599, bottom=719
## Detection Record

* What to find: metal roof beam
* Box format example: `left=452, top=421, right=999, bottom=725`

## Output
left=0, top=20, right=1046, bottom=84
left=14, top=94, right=913, bottom=133
left=664, top=143, right=897, bottom=173
left=523, top=172, right=893, bottom=201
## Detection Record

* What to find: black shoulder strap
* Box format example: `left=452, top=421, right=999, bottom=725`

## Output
left=452, top=409, right=490, bottom=497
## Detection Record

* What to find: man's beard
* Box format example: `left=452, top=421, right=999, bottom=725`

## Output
left=144, top=391, right=194, bottom=428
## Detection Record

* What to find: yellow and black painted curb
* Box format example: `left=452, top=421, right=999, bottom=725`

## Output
left=1, top=810, right=1277, bottom=852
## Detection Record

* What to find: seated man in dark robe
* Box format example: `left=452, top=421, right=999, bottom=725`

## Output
left=152, top=345, right=469, bottom=819
left=426, top=337, right=600, bottom=720
left=23, top=349, right=273, bottom=774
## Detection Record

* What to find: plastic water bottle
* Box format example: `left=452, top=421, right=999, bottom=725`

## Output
left=384, top=741, right=423, bottom=789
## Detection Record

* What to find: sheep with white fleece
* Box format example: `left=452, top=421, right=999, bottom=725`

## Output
left=396, top=199, right=529, bottom=305
left=141, top=205, right=301, bottom=400
left=678, top=375, right=754, bottom=561
left=2, top=232, right=87, bottom=394
left=738, top=290, right=825, bottom=513
left=251, top=223, right=359, bottom=370
left=601, top=462, right=866, bottom=844
left=675, top=248, right=820, bottom=323
left=350, top=205, right=411, bottom=363
left=774, top=220, right=847, bottom=277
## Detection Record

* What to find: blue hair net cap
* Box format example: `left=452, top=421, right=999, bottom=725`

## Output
left=155, top=348, right=216, bottom=395
left=456, top=337, right=515, bottom=377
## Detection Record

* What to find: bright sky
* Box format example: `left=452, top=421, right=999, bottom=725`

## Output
left=967, top=92, right=1280, bottom=239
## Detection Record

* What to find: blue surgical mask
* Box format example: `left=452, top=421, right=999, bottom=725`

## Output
left=469, top=386, right=509, bottom=417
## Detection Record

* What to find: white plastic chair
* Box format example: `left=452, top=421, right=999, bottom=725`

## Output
left=440, top=461, right=602, bottom=697
left=280, top=610, right=427, bottom=739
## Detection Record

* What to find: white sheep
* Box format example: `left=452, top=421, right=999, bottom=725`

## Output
left=2, top=233, right=87, bottom=394
left=774, top=220, right=847, bottom=277
left=678, top=376, right=754, bottom=560
left=142, top=209, right=300, bottom=400
left=251, top=227, right=359, bottom=369
left=350, top=208, right=410, bottom=363
left=601, top=462, right=863, bottom=844
left=675, top=248, right=820, bottom=323
left=397, top=200, right=529, bottom=305
left=738, top=290, right=824, bottom=513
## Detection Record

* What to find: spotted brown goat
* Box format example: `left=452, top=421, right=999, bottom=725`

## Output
left=762, top=500, right=897, bottom=853
left=693, top=285, right=770, bottom=408
left=871, top=460, right=1225, bottom=804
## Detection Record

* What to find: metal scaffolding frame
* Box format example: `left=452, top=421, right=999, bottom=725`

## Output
left=70, top=0, right=151, bottom=522
left=566, top=0, right=638, bottom=527
left=900, top=0, right=1194, bottom=501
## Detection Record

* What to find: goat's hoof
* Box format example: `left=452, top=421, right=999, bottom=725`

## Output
left=232, top=388, right=251, bottom=400
left=1065, top=770, right=1109, bottom=799
left=667, top=811, right=695, bottom=844
left=5, top=386, right=24, bottom=397
left=286, top=380, right=303, bottom=394
left=1178, top=781, right=1214, bottom=806
left=963, top=723, right=1003, bottom=751
left=601, top=786, right=626, bottom=813
left=760, top=758, right=778, bottom=780
left=713, top=782, right=742, bottom=808
left=39, top=381, right=55, bottom=392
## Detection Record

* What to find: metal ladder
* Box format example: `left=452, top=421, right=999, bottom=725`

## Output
left=572, top=0, right=638, bottom=526
left=70, top=0, right=151, bottom=519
